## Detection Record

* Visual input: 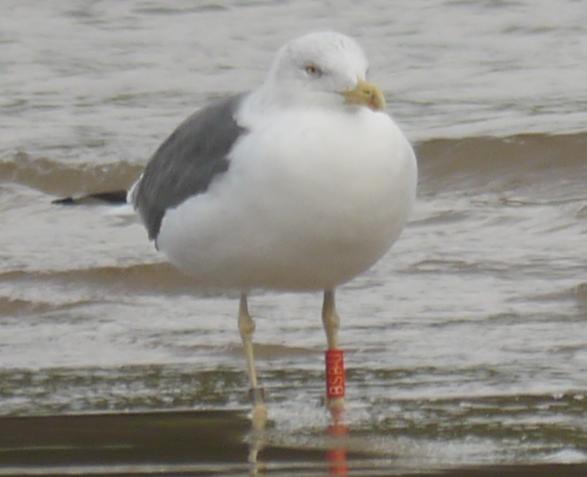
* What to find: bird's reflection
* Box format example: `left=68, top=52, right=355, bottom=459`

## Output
left=246, top=403, right=350, bottom=476
left=247, top=402, right=268, bottom=475
left=326, top=406, right=349, bottom=476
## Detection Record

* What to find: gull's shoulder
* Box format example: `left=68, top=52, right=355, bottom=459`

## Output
left=132, top=93, right=248, bottom=242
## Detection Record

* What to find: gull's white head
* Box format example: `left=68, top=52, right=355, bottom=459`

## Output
left=261, top=31, right=385, bottom=112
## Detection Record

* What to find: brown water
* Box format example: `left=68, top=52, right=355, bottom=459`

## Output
left=1, top=0, right=586, bottom=474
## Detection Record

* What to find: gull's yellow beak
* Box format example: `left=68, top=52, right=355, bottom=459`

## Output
left=342, top=79, right=386, bottom=111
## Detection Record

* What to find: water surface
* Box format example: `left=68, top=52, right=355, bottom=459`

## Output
left=1, top=0, right=586, bottom=474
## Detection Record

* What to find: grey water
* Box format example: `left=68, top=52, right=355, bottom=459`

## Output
left=1, top=0, right=586, bottom=473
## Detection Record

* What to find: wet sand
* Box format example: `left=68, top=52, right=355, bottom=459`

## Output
left=1, top=410, right=585, bottom=477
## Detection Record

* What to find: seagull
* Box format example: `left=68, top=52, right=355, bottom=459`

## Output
left=128, top=31, right=417, bottom=412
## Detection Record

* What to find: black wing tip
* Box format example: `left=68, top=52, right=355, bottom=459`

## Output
left=52, top=196, right=77, bottom=205
left=51, top=190, right=128, bottom=206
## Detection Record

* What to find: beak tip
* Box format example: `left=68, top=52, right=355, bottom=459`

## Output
left=343, top=80, right=386, bottom=111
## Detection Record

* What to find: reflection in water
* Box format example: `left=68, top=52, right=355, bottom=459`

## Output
left=246, top=403, right=350, bottom=476
left=327, top=407, right=349, bottom=477
left=248, top=402, right=268, bottom=475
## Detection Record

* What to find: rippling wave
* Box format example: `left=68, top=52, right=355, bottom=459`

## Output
left=0, top=152, right=141, bottom=196
left=3, top=133, right=586, bottom=199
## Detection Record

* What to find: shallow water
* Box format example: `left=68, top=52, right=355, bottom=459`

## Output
left=1, top=0, right=586, bottom=473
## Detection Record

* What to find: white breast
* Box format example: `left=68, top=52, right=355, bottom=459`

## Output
left=156, top=107, right=417, bottom=291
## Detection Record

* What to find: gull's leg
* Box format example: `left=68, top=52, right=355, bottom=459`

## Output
left=238, top=294, right=267, bottom=418
left=238, top=293, right=267, bottom=465
left=322, top=289, right=346, bottom=413
left=322, top=289, right=340, bottom=349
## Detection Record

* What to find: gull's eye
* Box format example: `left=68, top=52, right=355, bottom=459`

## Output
left=304, top=63, right=322, bottom=78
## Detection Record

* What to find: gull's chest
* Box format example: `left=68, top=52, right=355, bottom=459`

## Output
left=230, top=108, right=416, bottom=224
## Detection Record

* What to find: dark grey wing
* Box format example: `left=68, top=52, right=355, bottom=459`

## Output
left=133, top=94, right=246, bottom=241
